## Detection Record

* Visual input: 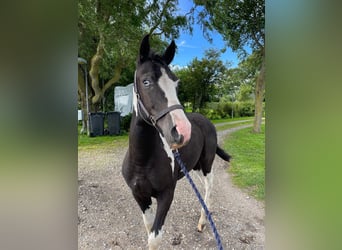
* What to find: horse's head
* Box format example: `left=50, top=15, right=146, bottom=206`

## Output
left=134, top=34, right=191, bottom=150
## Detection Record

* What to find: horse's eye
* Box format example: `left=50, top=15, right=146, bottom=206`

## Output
left=143, top=80, right=151, bottom=87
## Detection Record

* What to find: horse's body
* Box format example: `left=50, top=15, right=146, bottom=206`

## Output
left=122, top=35, right=230, bottom=250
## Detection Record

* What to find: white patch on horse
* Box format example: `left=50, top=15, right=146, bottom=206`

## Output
left=148, top=229, right=163, bottom=250
left=158, top=68, right=192, bottom=145
left=159, top=133, right=175, bottom=173
left=143, top=206, right=155, bottom=234
left=198, top=171, right=214, bottom=231
left=158, top=68, right=179, bottom=107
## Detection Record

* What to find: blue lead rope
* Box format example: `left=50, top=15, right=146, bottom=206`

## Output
left=173, top=150, right=224, bottom=250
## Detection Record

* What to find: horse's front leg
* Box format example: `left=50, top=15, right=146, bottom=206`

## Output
left=148, top=189, right=174, bottom=250
left=131, top=187, right=154, bottom=234
left=197, top=171, right=214, bottom=232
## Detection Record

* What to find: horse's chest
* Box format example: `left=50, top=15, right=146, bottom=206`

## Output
left=130, top=156, right=175, bottom=192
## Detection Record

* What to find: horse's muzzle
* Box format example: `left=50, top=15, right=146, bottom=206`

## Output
left=168, top=109, right=191, bottom=149
left=171, top=126, right=184, bottom=146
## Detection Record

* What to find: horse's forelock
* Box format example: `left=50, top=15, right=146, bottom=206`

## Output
left=137, top=50, right=168, bottom=67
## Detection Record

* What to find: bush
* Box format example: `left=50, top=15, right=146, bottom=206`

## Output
left=203, top=101, right=255, bottom=119
left=235, top=101, right=255, bottom=117
left=218, top=102, right=233, bottom=118
left=120, top=114, right=132, bottom=132
left=199, top=108, right=224, bottom=120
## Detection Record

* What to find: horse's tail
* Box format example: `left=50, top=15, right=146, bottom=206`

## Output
left=216, top=146, right=231, bottom=162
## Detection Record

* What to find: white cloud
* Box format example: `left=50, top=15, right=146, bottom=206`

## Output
left=179, top=40, right=186, bottom=46
left=177, top=40, right=198, bottom=49
left=170, top=64, right=188, bottom=71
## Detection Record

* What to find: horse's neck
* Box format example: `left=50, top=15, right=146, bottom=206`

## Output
left=129, top=113, right=158, bottom=150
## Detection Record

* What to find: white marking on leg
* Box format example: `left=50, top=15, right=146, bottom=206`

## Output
left=148, top=229, right=163, bottom=250
left=204, top=172, right=214, bottom=209
left=198, top=172, right=214, bottom=231
left=194, top=170, right=204, bottom=185
left=143, top=207, right=155, bottom=234
left=159, top=134, right=175, bottom=173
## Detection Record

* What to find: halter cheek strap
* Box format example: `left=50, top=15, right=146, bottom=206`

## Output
left=150, top=104, right=184, bottom=125
left=134, top=70, right=184, bottom=127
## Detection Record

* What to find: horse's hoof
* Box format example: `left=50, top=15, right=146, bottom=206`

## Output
left=197, top=223, right=206, bottom=232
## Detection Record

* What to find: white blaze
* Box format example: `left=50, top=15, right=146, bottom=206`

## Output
left=158, top=68, right=191, bottom=145
left=158, top=68, right=180, bottom=107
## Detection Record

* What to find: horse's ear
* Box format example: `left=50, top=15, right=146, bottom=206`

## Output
left=139, top=34, right=150, bottom=63
left=162, top=40, right=176, bottom=65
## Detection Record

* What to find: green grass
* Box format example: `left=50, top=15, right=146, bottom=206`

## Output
left=224, top=124, right=265, bottom=200
left=211, top=116, right=254, bottom=124
left=78, top=125, right=128, bottom=150
left=78, top=133, right=128, bottom=150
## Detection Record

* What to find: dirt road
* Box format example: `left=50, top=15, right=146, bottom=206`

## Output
left=78, top=124, right=265, bottom=249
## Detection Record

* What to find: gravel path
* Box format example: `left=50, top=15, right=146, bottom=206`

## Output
left=78, top=124, right=265, bottom=250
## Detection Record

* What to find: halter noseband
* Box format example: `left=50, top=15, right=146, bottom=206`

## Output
left=134, top=70, right=184, bottom=127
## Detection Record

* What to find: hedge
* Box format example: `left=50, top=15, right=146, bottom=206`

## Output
left=200, top=101, right=256, bottom=120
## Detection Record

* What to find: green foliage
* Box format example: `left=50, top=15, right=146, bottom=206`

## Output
left=220, top=51, right=261, bottom=102
left=224, top=124, right=265, bottom=199
left=79, top=0, right=144, bottom=62
left=176, top=49, right=226, bottom=111
left=237, top=83, right=254, bottom=102
left=120, top=114, right=132, bottom=133
left=200, top=107, right=226, bottom=120
left=195, top=0, right=264, bottom=54
left=235, top=101, right=255, bottom=117
left=200, top=101, right=254, bottom=120
left=78, top=0, right=191, bottom=112
left=79, top=0, right=190, bottom=76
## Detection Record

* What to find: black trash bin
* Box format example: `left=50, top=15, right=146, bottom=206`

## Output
left=89, top=112, right=105, bottom=136
left=107, top=111, right=121, bottom=135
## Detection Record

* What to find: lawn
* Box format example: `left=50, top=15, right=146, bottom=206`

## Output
left=78, top=124, right=128, bottom=150
left=78, top=133, right=128, bottom=150
left=223, top=124, right=265, bottom=200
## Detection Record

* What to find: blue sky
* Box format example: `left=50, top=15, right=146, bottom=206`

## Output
left=171, top=0, right=244, bottom=69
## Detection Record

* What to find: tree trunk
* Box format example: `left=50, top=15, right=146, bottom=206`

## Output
left=89, top=36, right=104, bottom=106
left=78, top=65, right=88, bottom=134
left=253, top=56, right=265, bottom=133
left=89, top=34, right=125, bottom=110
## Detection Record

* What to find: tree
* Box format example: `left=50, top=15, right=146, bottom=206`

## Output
left=78, top=0, right=188, bottom=133
left=195, top=0, right=265, bottom=132
left=223, top=52, right=260, bottom=102
left=176, top=49, right=226, bottom=112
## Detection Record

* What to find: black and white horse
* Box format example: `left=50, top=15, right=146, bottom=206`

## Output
left=122, top=35, right=231, bottom=250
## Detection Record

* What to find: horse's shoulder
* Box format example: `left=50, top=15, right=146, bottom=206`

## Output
left=186, top=112, right=213, bottom=126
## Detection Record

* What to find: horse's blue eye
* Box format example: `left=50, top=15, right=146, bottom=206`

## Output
left=143, top=80, right=151, bottom=86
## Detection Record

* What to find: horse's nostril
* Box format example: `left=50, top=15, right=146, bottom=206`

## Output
left=171, top=126, right=184, bottom=144
left=177, top=134, right=184, bottom=144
